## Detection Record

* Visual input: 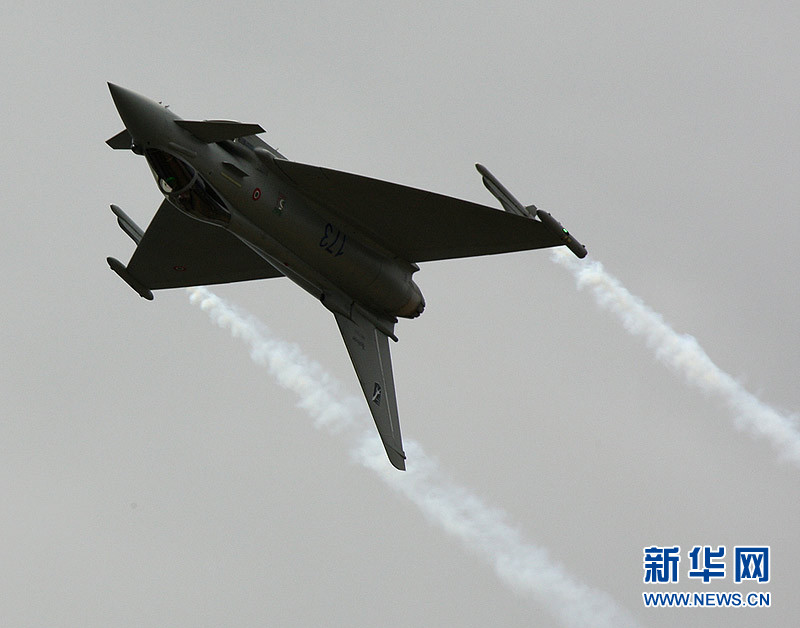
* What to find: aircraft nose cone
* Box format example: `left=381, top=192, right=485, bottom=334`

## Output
left=107, top=83, right=165, bottom=144
left=107, top=82, right=127, bottom=101
left=108, top=83, right=144, bottom=118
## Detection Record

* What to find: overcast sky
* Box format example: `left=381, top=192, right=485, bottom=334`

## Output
left=2, top=2, right=798, bottom=626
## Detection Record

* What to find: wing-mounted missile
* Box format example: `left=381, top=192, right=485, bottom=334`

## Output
left=475, top=163, right=533, bottom=218
left=107, top=257, right=154, bottom=300
left=535, top=209, right=587, bottom=258
left=476, top=163, right=587, bottom=258
left=107, top=204, right=153, bottom=299
left=110, top=204, right=143, bottom=244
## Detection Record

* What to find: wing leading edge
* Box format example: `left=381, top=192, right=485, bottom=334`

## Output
left=334, top=308, right=406, bottom=470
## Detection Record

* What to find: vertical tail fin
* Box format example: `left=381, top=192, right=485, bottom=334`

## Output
left=334, top=308, right=406, bottom=470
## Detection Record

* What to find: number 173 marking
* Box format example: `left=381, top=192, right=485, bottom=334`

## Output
left=320, top=223, right=346, bottom=257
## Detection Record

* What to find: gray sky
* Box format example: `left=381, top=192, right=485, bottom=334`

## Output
left=2, top=2, right=798, bottom=626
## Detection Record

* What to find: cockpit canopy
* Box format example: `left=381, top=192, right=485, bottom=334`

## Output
left=145, top=149, right=231, bottom=227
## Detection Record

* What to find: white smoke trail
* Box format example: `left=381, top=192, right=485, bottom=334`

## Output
left=551, top=250, right=800, bottom=467
left=187, top=286, right=640, bottom=628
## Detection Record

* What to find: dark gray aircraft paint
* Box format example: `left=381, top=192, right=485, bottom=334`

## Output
left=105, top=83, right=586, bottom=470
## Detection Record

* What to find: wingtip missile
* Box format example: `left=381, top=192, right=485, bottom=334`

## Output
left=536, top=209, right=588, bottom=258
left=107, top=257, right=154, bottom=300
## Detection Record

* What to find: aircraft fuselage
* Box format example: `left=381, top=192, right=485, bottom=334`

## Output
left=106, top=83, right=586, bottom=470
left=112, top=84, right=424, bottom=328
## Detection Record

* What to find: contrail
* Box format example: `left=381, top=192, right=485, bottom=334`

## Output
left=551, top=250, right=800, bottom=467
left=187, top=287, right=640, bottom=628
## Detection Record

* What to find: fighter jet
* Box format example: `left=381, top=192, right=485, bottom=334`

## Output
left=105, top=83, right=586, bottom=470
